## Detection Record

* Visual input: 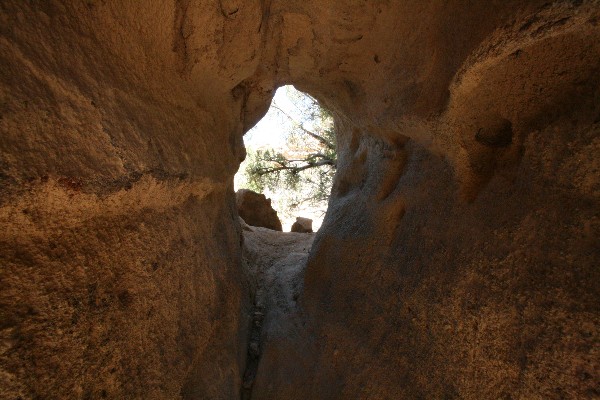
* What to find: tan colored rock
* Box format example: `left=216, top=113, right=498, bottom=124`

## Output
left=290, top=217, right=313, bottom=233
left=236, top=189, right=282, bottom=231
left=0, top=1, right=255, bottom=398
left=1, top=1, right=599, bottom=399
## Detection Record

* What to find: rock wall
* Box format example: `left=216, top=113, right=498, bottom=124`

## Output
left=0, top=1, right=260, bottom=398
left=250, top=1, right=600, bottom=399
left=1, top=1, right=599, bottom=399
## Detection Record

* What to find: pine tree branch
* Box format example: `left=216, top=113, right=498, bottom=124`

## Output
left=271, top=104, right=335, bottom=150
left=255, top=159, right=335, bottom=176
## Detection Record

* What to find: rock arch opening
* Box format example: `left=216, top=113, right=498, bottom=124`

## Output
left=235, top=85, right=336, bottom=233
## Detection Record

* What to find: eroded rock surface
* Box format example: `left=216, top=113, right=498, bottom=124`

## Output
left=1, top=1, right=599, bottom=399
left=249, top=2, right=600, bottom=399
left=0, top=2, right=253, bottom=398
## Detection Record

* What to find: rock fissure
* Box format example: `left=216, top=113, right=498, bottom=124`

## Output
left=240, top=302, right=264, bottom=400
left=239, top=221, right=315, bottom=399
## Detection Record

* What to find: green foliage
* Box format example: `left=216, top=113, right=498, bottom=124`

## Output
left=238, top=87, right=336, bottom=220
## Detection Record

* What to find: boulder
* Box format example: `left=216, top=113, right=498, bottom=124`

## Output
left=236, top=189, right=282, bottom=231
left=291, top=217, right=313, bottom=233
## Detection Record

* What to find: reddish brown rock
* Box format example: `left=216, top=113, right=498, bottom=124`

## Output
left=236, top=189, right=282, bottom=231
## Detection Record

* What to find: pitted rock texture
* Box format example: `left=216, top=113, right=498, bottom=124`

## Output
left=1, top=1, right=599, bottom=399
left=0, top=1, right=254, bottom=398
left=236, top=189, right=283, bottom=231
left=247, top=1, right=600, bottom=399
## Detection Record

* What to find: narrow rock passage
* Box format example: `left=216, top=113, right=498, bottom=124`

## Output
left=239, top=221, right=315, bottom=399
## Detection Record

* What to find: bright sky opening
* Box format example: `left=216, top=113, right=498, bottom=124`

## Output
left=235, top=86, right=329, bottom=232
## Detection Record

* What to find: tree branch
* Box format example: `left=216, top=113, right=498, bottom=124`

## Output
left=271, top=104, right=335, bottom=150
left=255, top=159, right=335, bottom=176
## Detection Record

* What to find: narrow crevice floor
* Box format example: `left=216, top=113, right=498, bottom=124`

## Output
left=239, top=220, right=315, bottom=399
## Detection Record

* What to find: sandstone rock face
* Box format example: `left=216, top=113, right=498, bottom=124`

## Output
left=0, top=2, right=254, bottom=398
left=290, top=217, right=313, bottom=233
left=1, top=1, right=599, bottom=399
left=236, top=189, right=282, bottom=231
left=249, top=2, right=600, bottom=399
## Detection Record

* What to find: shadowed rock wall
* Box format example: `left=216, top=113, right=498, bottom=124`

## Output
left=0, top=1, right=263, bottom=398
left=1, top=1, right=598, bottom=399
left=250, top=1, right=600, bottom=399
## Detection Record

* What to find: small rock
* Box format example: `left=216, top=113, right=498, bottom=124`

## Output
left=291, top=217, right=313, bottom=233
